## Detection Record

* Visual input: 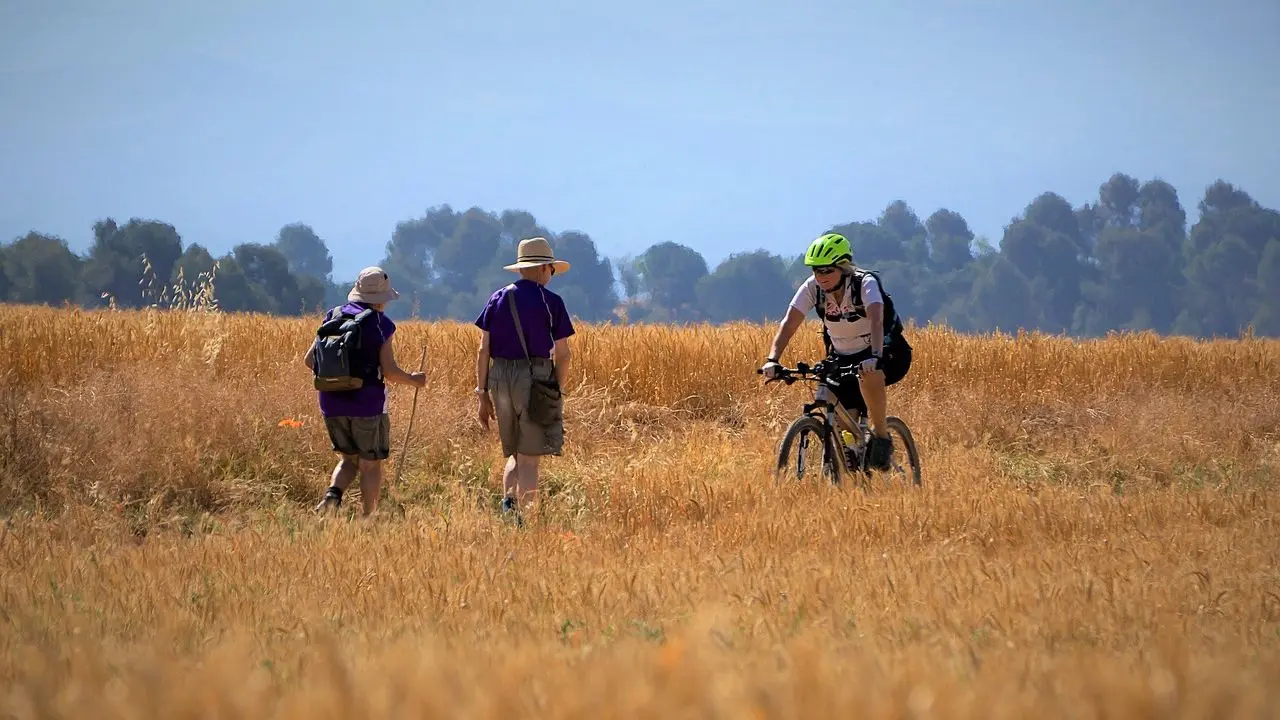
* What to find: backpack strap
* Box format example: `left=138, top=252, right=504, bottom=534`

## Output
left=506, top=287, right=533, bottom=364
left=852, top=269, right=904, bottom=339
left=812, top=283, right=834, bottom=357
left=349, top=307, right=375, bottom=347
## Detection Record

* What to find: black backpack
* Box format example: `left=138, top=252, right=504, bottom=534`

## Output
left=812, top=268, right=905, bottom=356
left=310, top=305, right=382, bottom=392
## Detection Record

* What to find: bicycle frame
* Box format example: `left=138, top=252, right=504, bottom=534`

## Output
left=762, top=360, right=872, bottom=459
left=809, top=379, right=865, bottom=439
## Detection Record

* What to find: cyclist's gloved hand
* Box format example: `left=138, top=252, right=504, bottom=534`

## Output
left=858, top=354, right=882, bottom=374
left=761, top=360, right=782, bottom=379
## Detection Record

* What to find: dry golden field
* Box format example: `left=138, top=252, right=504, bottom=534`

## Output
left=2, top=303, right=1280, bottom=718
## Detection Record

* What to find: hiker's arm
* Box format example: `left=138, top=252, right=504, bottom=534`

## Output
left=552, top=337, right=572, bottom=389
left=378, top=337, right=420, bottom=386
left=868, top=302, right=885, bottom=357
left=301, top=343, right=314, bottom=371
left=475, top=332, right=491, bottom=393
left=766, top=307, right=806, bottom=361
left=475, top=332, right=495, bottom=428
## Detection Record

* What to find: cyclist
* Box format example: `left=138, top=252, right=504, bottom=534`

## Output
left=760, top=232, right=913, bottom=471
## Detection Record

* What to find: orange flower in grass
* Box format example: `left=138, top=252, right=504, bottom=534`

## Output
left=277, top=418, right=304, bottom=428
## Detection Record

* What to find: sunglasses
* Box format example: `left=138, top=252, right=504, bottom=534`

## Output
left=812, top=266, right=838, bottom=276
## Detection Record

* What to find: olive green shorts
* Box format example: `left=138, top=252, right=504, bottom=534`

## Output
left=324, top=414, right=391, bottom=460
left=488, top=357, right=564, bottom=457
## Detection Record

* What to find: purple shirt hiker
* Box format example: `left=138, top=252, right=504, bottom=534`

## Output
left=474, top=279, right=576, bottom=359
left=317, top=301, right=397, bottom=418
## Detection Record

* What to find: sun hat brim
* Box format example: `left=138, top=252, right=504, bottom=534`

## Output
left=348, top=287, right=400, bottom=304
left=504, top=259, right=571, bottom=273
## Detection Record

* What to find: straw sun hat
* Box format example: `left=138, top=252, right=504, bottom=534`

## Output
left=503, top=237, right=571, bottom=274
left=347, top=266, right=400, bottom=304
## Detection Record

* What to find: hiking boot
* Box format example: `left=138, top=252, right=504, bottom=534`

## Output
left=314, top=487, right=342, bottom=514
left=501, top=496, right=524, bottom=528
left=867, top=435, right=894, bottom=472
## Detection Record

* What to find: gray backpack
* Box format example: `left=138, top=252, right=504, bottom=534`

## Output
left=310, top=305, right=379, bottom=392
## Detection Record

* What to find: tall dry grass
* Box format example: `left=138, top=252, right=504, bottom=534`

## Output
left=2, top=301, right=1279, bottom=718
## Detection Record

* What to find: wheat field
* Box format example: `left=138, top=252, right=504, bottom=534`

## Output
left=2, top=303, right=1279, bottom=718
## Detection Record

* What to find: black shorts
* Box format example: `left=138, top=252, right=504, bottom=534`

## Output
left=324, top=414, right=391, bottom=460
left=827, top=335, right=913, bottom=416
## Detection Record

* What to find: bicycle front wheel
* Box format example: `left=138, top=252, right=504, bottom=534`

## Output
left=775, top=415, right=843, bottom=486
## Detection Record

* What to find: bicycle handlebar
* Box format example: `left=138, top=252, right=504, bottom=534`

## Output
left=756, top=359, right=863, bottom=386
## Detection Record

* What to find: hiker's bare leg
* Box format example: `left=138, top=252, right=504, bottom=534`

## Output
left=332, top=455, right=359, bottom=490
left=358, top=458, right=383, bottom=516
left=859, top=370, right=889, bottom=439
left=515, top=454, right=540, bottom=506
left=502, top=456, right=519, bottom=500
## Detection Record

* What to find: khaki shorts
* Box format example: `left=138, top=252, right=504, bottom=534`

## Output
left=488, top=357, right=564, bottom=457
left=324, top=414, right=391, bottom=460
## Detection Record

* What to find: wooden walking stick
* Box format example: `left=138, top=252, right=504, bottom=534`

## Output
left=393, top=345, right=428, bottom=490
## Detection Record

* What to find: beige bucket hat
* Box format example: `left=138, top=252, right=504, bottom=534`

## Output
left=348, top=266, right=400, bottom=304
left=504, top=237, right=571, bottom=274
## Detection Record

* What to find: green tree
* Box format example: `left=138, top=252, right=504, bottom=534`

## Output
left=1179, top=180, right=1277, bottom=336
left=615, top=254, right=642, bottom=299
left=381, top=205, right=459, bottom=319
left=83, top=218, right=184, bottom=307
left=0, top=245, right=9, bottom=300
left=637, top=241, right=709, bottom=320
left=999, top=193, right=1087, bottom=332
left=695, top=250, right=793, bottom=323
left=925, top=208, right=974, bottom=273
left=1098, top=172, right=1141, bottom=228
left=215, top=243, right=318, bottom=315
left=499, top=210, right=544, bottom=244
left=1078, top=176, right=1186, bottom=334
left=0, top=232, right=84, bottom=306
left=1253, top=239, right=1280, bottom=335
left=879, top=200, right=929, bottom=265
left=1179, top=234, right=1258, bottom=336
left=548, top=231, right=619, bottom=322
left=275, top=223, right=333, bottom=281
left=966, top=255, right=1037, bottom=333
left=434, top=209, right=506, bottom=318
left=830, top=221, right=904, bottom=266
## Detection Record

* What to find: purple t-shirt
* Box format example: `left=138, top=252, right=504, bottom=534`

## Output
left=317, top=302, right=397, bottom=418
left=475, top=280, right=575, bottom=360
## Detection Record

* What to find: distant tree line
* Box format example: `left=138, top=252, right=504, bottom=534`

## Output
left=2, top=171, right=1277, bottom=337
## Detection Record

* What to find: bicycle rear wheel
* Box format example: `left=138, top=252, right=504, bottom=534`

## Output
left=775, top=415, right=843, bottom=486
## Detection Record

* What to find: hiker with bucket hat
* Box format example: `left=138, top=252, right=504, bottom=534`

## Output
left=305, top=266, right=426, bottom=517
left=473, top=237, right=576, bottom=524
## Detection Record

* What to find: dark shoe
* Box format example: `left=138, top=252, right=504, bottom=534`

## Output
left=314, top=487, right=342, bottom=514
left=867, top=435, right=894, bottom=471
left=501, top=496, right=524, bottom=527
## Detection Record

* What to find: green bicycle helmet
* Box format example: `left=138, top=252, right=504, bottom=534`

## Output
left=803, top=233, right=852, bottom=267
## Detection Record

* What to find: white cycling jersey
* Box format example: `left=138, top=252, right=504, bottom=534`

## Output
left=789, top=273, right=883, bottom=355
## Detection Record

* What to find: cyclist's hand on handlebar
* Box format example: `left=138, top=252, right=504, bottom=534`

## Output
left=760, top=360, right=783, bottom=380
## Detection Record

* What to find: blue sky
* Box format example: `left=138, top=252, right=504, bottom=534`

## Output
left=2, top=0, right=1277, bottom=280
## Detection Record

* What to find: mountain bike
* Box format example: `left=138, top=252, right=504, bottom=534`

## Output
left=758, top=360, right=922, bottom=488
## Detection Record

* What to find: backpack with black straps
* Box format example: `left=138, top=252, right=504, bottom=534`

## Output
left=812, top=268, right=905, bottom=356
left=310, top=304, right=382, bottom=392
